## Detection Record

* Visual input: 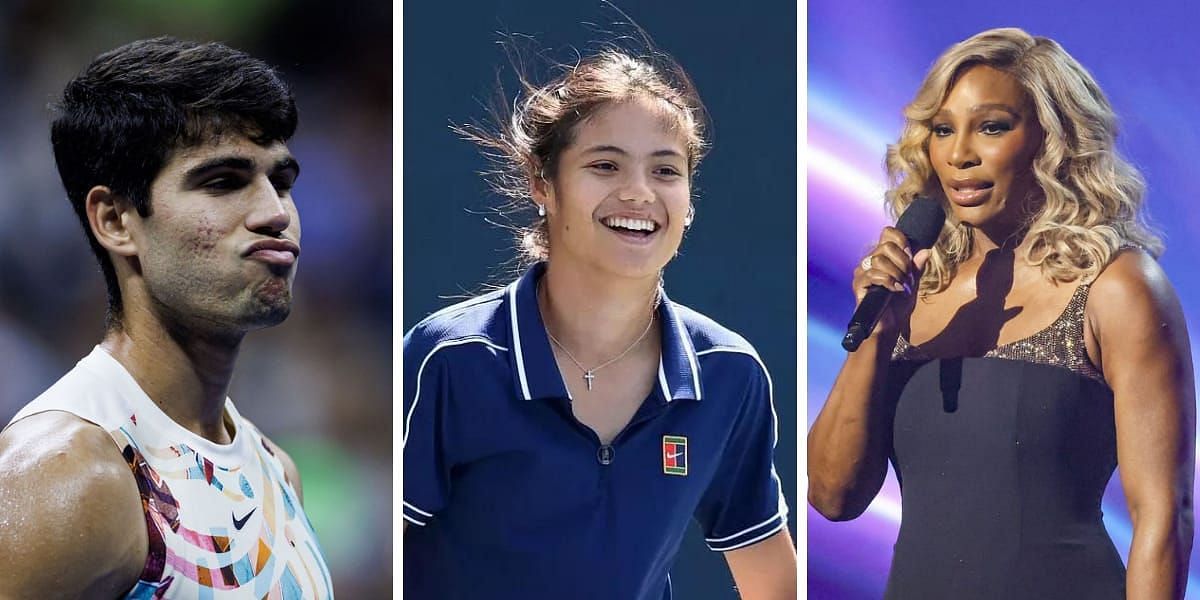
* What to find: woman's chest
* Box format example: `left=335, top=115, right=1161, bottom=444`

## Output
left=906, top=280, right=1082, bottom=357
left=561, top=354, right=661, bottom=445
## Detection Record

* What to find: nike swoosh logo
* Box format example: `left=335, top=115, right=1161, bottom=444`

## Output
left=233, top=507, right=257, bottom=530
left=667, top=451, right=684, bottom=459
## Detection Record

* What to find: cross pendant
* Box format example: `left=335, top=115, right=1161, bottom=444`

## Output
left=583, top=371, right=595, bottom=391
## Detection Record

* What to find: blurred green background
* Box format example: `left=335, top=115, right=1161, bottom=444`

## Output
left=0, top=1, right=391, bottom=596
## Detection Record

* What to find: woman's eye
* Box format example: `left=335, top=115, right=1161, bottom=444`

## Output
left=980, top=121, right=1013, bottom=135
left=655, top=166, right=683, bottom=177
left=932, top=124, right=953, bottom=137
left=589, top=162, right=617, bottom=172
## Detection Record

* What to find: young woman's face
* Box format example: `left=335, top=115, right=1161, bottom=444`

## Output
left=535, top=99, right=691, bottom=282
left=928, top=64, right=1043, bottom=234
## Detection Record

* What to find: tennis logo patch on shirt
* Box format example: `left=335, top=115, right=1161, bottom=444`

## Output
left=663, top=435, right=687, bottom=476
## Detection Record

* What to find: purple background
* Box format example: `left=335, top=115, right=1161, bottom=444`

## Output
left=808, top=2, right=1200, bottom=598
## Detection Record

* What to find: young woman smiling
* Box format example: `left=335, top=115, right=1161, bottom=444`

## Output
left=402, top=41, right=796, bottom=600
left=809, top=28, right=1194, bottom=599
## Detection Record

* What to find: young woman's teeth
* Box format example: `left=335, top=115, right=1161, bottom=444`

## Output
left=604, top=217, right=657, bottom=232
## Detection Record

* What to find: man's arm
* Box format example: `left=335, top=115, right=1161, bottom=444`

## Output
left=0, top=411, right=146, bottom=599
left=723, top=529, right=797, bottom=600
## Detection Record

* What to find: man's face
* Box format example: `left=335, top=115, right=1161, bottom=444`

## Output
left=130, top=134, right=301, bottom=334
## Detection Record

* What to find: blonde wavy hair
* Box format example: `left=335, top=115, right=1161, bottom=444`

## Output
left=885, top=27, right=1162, bottom=293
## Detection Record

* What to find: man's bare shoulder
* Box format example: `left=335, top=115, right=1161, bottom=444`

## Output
left=0, top=411, right=147, bottom=598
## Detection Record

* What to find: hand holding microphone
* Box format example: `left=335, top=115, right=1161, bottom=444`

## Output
left=842, top=197, right=945, bottom=352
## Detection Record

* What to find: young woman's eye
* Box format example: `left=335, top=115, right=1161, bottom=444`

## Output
left=589, top=162, right=618, bottom=172
left=931, top=124, right=953, bottom=137
left=980, top=121, right=1013, bottom=135
left=655, top=166, right=683, bottom=177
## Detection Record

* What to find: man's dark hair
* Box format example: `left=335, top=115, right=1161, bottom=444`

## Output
left=50, top=37, right=298, bottom=330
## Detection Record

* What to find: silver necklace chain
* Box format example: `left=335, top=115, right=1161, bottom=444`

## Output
left=544, top=311, right=656, bottom=392
left=547, top=316, right=652, bottom=391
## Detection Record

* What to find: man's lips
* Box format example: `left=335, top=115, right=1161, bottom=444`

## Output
left=244, top=239, right=300, bottom=266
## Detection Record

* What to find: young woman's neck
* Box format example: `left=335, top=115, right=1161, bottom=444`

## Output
left=538, top=261, right=660, bottom=366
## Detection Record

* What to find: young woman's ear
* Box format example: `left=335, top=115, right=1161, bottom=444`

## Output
left=530, top=165, right=555, bottom=215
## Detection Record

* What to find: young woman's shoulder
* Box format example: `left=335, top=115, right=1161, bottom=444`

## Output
left=404, top=289, right=508, bottom=354
left=670, top=301, right=758, bottom=356
left=669, top=302, right=776, bottom=385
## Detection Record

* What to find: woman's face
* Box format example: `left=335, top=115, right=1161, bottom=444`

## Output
left=928, top=64, right=1044, bottom=234
left=535, top=99, right=691, bottom=282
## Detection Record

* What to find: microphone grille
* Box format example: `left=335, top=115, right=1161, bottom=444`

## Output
left=896, top=196, right=946, bottom=251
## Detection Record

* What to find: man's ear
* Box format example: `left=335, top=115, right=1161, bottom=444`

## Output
left=85, top=186, right=138, bottom=257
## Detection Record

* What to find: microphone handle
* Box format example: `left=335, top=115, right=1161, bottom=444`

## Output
left=841, top=284, right=893, bottom=352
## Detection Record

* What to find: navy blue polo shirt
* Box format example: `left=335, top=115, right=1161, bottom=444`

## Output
left=402, top=263, right=787, bottom=599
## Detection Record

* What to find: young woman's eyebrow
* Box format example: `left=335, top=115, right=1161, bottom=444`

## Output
left=580, top=145, right=684, bottom=159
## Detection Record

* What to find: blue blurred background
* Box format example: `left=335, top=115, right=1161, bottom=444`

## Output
left=809, top=1, right=1200, bottom=598
left=403, top=1, right=796, bottom=598
left=0, top=1, right=390, bottom=596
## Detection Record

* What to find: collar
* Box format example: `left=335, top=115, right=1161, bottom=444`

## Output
left=506, top=262, right=702, bottom=402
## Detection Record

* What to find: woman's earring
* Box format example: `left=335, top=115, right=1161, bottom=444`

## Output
left=537, top=203, right=546, bottom=217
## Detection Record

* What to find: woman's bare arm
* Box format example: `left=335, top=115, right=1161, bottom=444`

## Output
left=808, top=229, right=926, bottom=520
left=1091, top=250, right=1195, bottom=599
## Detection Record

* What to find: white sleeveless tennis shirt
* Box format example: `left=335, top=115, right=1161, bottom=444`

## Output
left=6, top=346, right=334, bottom=599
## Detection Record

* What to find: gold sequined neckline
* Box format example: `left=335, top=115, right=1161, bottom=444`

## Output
left=893, top=283, right=1104, bottom=384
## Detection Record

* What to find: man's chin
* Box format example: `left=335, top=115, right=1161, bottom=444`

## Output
left=230, top=287, right=293, bottom=330
left=244, top=301, right=292, bottom=329
left=245, top=280, right=294, bottom=324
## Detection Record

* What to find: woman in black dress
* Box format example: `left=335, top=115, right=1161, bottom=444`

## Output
left=808, top=28, right=1194, bottom=598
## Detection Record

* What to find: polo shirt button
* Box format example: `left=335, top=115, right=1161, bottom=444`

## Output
left=597, top=444, right=614, bottom=465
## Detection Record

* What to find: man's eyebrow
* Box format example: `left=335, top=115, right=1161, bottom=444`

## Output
left=184, top=156, right=256, bottom=180
left=183, top=155, right=300, bottom=182
left=273, top=156, right=300, bottom=178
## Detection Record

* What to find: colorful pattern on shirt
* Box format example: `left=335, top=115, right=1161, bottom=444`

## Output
left=6, top=347, right=334, bottom=599
left=113, top=420, right=332, bottom=599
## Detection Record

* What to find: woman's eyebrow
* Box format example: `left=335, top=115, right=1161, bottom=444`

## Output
left=580, top=145, right=684, bottom=159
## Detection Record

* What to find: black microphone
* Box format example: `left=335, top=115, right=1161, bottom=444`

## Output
left=841, top=196, right=946, bottom=352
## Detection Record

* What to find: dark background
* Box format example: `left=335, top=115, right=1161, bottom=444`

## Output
left=402, top=1, right=797, bottom=598
left=0, top=1, right=391, bottom=596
